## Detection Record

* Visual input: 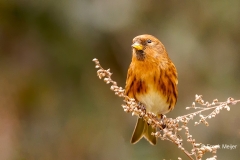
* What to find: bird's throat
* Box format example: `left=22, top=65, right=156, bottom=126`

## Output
left=136, top=50, right=145, bottom=61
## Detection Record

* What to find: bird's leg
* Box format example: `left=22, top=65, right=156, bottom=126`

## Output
left=158, top=114, right=166, bottom=129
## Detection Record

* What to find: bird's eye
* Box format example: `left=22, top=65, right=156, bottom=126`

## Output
left=147, top=39, right=152, bottom=43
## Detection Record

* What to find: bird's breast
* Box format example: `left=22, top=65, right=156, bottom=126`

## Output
left=136, top=84, right=169, bottom=115
left=125, top=58, right=177, bottom=116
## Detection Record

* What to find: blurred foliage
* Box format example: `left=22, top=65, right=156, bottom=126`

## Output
left=0, top=0, right=240, bottom=159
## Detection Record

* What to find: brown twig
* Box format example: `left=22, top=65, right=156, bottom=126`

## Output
left=92, top=58, right=238, bottom=160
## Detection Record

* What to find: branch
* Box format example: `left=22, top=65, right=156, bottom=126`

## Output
left=92, top=58, right=239, bottom=160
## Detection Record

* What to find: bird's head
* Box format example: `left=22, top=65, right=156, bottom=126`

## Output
left=131, top=34, right=166, bottom=61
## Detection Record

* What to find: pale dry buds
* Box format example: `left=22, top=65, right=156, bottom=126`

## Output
left=93, top=58, right=239, bottom=160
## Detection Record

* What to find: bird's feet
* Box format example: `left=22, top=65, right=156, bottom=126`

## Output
left=158, top=114, right=166, bottom=129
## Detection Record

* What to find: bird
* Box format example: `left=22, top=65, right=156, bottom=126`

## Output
left=125, top=34, right=178, bottom=145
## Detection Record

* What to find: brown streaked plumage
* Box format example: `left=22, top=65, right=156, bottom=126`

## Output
left=125, top=34, right=178, bottom=145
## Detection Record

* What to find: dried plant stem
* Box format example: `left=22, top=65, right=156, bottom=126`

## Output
left=92, top=58, right=239, bottom=160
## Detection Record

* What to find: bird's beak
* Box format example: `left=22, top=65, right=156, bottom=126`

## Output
left=131, top=42, right=143, bottom=50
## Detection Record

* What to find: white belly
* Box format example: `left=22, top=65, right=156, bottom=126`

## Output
left=136, top=88, right=169, bottom=115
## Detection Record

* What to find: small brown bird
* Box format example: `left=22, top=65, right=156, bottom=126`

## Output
left=125, top=34, right=178, bottom=145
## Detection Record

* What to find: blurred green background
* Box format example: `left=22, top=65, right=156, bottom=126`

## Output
left=0, top=0, right=240, bottom=159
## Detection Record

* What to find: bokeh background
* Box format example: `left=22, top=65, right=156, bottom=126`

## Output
left=0, top=0, right=240, bottom=159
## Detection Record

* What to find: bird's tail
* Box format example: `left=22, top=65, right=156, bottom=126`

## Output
left=131, top=118, right=156, bottom=145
